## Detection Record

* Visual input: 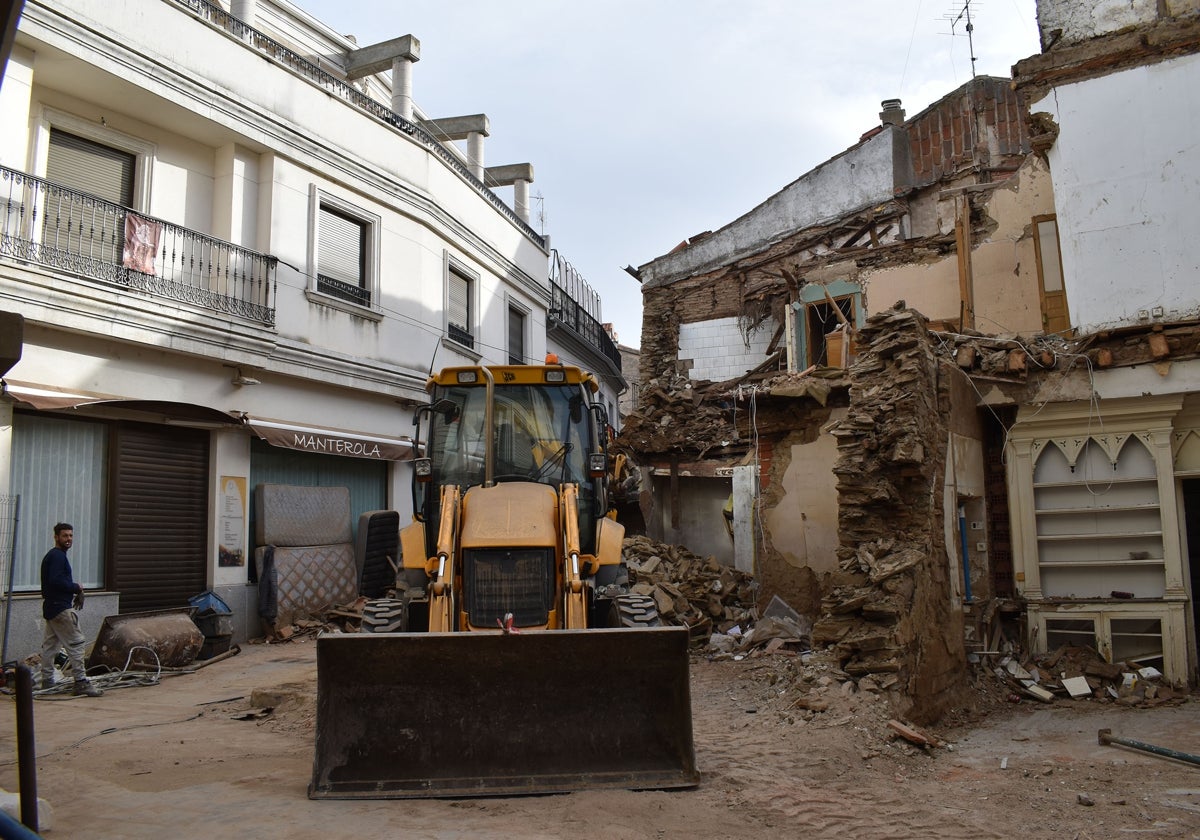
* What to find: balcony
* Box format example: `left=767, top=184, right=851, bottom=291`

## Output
left=0, top=166, right=276, bottom=324
left=549, top=252, right=621, bottom=372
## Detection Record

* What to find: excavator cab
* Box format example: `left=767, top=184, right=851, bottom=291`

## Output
left=309, top=361, right=698, bottom=799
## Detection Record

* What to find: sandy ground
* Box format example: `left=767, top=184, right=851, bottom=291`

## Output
left=2, top=638, right=1199, bottom=840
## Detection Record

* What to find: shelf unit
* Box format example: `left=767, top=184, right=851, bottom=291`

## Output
left=1033, top=464, right=1163, bottom=599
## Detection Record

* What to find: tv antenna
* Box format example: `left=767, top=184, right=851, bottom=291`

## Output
left=942, top=0, right=980, bottom=78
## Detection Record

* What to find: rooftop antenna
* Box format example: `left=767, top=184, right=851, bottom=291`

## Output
left=942, top=0, right=979, bottom=78
left=533, top=191, right=547, bottom=236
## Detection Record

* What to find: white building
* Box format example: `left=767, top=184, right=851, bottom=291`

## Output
left=0, top=0, right=620, bottom=655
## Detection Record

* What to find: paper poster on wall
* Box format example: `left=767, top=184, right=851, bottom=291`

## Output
left=219, top=475, right=247, bottom=567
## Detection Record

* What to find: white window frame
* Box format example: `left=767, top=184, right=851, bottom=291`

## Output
left=35, top=107, right=154, bottom=211
left=306, top=185, right=381, bottom=318
left=444, top=252, right=480, bottom=358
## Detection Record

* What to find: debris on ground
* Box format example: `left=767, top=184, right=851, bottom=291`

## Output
left=976, top=643, right=1181, bottom=709
left=623, top=535, right=763, bottom=644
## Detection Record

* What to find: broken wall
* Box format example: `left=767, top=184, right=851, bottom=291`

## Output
left=820, top=308, right=970, bottom=724
left=861, top=155, right=1053, bottom=336
left=759, top=409, right=845, bottom=618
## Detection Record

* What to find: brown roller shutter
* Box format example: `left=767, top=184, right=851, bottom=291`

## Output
left=110, top=422, right=209, bottom=613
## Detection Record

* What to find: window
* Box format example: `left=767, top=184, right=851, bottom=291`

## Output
left=447, top=258, right=476, bottom=349
left=794, top=281, right=863, bottom=369
left=1033, top=214, right=1070, bottom=335
left=507, top=304, right=527, bottom=364
left=318, top=205, right=369, bottom=305
left=44, top=129, right=136, bottom=266
left=309, top=188, right=379, bottom=312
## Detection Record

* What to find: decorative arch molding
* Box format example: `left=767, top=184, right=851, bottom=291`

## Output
left=1032, top=431, right=1153, bottom=470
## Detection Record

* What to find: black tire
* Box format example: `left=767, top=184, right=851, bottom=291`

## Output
left=610, top=593, right=661, bottom=628
left=361, top=598, right=407, bottom=633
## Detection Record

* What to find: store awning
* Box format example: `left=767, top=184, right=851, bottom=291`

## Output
left=244, top=416, right=415, bottom=462
left=1, top=379, right=242, bottom=424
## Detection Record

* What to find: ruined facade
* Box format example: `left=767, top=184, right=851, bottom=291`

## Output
left=621, top=77, right=1052, bottom=717
left=624, top=1, right=1200, bottom=707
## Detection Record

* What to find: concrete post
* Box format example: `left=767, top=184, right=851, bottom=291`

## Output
left=231, top=0, right=257, bottom=28
left=466, top=131, right=485, bottom=180
left=513, top=178, right=530, bottom=223
left=391, top=56, right=414, bottom=121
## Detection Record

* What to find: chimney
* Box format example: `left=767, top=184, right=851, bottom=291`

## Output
left=879, top=99, right=905, bottom=127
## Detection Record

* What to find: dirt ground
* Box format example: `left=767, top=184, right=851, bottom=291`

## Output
left=2, top=637, right=1199, bottom=840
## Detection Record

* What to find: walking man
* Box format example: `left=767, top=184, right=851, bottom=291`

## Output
left=40, top=522, right=102, bottom=697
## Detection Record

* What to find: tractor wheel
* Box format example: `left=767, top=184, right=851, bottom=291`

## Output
left=361, top=598, right=407, bottom=633
left=610, top=593, right=662, bottom=628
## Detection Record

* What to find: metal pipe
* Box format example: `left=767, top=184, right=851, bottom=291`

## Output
left=15, top=664, right=38, bottom=832
left=1098, top=728, right=1200, bottom=767
left=481, top=366, right=495, bottom=488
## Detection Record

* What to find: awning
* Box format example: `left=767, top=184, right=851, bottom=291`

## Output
left=2, top=379, right=242, bottom=424
left=245, top=416, right=415, bottom=462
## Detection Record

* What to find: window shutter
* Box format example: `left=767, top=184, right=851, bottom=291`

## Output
left=508, top=307, right=525, bottom=364
left=318, top=206, right=365, bottom=286
left=47, top=129, right=135, bottom=204
left=448, top=272, right=470, bottom=330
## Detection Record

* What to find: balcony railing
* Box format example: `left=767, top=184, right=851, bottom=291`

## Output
left=170, top=0, right=545, bottom=249
left=550, top=283, right=621, bottom=371
left=0, top=166, right=276, bottom=324
left=549, top=250, right=621, bottom=371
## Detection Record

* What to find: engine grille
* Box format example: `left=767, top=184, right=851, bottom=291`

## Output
left=463, top=548, right=555, bottom=628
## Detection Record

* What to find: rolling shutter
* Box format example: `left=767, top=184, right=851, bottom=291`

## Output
left=110, top=423, right=209, bottom=613
left=46, top=129, right=135, bottom=204
left=318, top=205, right=365, bottom=286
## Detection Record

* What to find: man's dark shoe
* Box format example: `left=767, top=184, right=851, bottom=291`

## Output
left=39, top=675, right=55, bottom=691
left=73, top=680, right=102, bottom=697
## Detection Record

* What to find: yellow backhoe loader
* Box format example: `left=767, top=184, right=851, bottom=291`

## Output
left=309, top=359, right=698, bottom=799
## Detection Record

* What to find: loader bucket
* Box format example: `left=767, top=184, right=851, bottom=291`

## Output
left=309, top=626, right=699, bottom=799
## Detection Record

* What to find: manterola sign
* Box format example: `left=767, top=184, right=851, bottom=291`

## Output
left=292, top=432, right=382, bottom=459
left=245, top=419, right=413, bottom=461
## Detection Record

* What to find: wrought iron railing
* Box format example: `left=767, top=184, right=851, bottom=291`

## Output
left=0, top=166, right=276, bottom=324
left=448, top=322, right=475, bottom=350
left=549, top=251, right=621, bottom=371
left=169, top=0, right=545, bottom=248
left=317, top=274, right=371, bottom=307
left=550, top=285, right=621, bottom=372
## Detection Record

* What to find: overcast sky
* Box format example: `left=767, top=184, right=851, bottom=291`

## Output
left=296, top=0, right=1043, bottom=348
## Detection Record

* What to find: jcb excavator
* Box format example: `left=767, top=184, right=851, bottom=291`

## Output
left=309, top=359, right=698, bottom=799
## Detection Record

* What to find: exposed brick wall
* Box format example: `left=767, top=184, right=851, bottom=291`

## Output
left=906, top=77, right=1029, bottom=186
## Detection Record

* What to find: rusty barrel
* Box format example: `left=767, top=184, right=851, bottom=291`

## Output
left=309, top=626, right=699, bottom=798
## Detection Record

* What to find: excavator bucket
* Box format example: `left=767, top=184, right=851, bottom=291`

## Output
left=309, top=626, right=698, bottom=799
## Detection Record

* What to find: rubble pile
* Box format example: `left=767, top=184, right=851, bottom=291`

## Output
left=981, top=644, right=1182, bottom=707
left=624, top=535, right=759, bottom=641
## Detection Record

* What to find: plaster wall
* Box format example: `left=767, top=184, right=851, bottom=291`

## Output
left=639, top=129, right=902, bottom=288
left=1034, top=53, right=1200, bottom=332
left=679, top=317, right=776, bottom=382
left=863, top=260, right=960, bottom=324
left=765, top=411, right=843, bottom=575
left=1035, top=0, right=1192, bottom=47
left=0, top=46, right=32, bottom=167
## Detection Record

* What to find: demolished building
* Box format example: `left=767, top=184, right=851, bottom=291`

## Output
left=622, top=76, right=1049, bottom=721
left=623, top=2, right=1200, bottom=715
